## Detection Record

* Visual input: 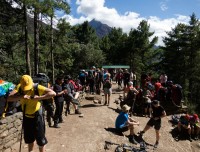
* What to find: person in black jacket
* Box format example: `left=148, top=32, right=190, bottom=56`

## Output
left=53, top=76, right=67, bottom=128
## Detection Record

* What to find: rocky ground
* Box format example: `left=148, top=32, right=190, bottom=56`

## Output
left=10, top=83, right=200, bottom=152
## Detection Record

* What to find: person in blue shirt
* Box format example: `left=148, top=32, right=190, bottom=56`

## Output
left=115, top=104, right=140, bottom=144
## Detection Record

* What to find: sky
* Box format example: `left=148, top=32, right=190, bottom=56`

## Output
left=55, top=0, right=200, bottom=46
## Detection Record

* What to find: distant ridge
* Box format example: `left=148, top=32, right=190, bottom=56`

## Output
left=89, top=19, right=112, bottom=38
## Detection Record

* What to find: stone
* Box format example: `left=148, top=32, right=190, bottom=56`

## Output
left=93, top=100, right=98, bottom=104
left=0, top=130, right=8, bottom=138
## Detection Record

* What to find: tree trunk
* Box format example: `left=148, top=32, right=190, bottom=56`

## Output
left=50, top=16, right=55, bottom=83
left=34, top=9, right=39, bottom=75
left=23, top=4, right=31, bottom=75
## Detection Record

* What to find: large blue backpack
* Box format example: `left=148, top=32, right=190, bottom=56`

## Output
left=0, top=80, right=15, bottom=118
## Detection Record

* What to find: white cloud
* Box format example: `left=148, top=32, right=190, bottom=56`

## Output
left=160, top=1, right=168, bottom=11
left=59, top=0, right=190, bottom=46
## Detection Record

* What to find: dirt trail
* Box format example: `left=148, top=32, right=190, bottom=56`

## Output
left=10, top=83, right=200, bottom=152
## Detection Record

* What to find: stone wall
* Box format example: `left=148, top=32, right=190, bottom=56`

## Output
left=0, top=112, right=22, bottom=152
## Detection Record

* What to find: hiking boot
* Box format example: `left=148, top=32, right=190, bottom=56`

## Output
left=75, top=109, right=82, bottom=114
left=154, top=141, right=159, bottom=148
left=188, top=135, right=192, bottom=142
left=139, top=131, right=145, bottom=137
left=129, top=136, right=138, bottom=144
left=175, top=134, right=180, bottom=141
left=48, top=121, right=52, bottom=127
left=104, top=101, right=107, bottom=105
left=53, top=124, right=60, bottom=128
left=65, top=110, right=70, bottom=116
left=59, top=120, right=64, bottom=123
left=194, top=135, right=199, bottom=140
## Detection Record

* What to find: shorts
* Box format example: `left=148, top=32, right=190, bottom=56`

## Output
left=144, top=102, right=151, bottom=109
left=104, top=88, right=112, bottom=95
left=147, top=118, right=161, bottom=130
left=23, top=113, right=48, bottom=146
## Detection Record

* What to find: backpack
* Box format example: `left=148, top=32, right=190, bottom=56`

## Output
left=32, top=73, right=50, bottom=88
left=88, top=70, right=94, bottom=79
left=32, top=73, right=52, bottom=105
left=0, top=80, right=15, bottom=118
left=103, top=79, right=111, bottom=89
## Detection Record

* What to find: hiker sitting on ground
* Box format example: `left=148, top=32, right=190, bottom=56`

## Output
left=7, top=75, right=56, bottom=152
left=63, top=75, right=81, bottom=116
left=115, top=104, right=140, bottom=144
left=189, top=114, right=200, bottom=140
left=176, top=114, right=192, bottom=142
left=139, top=100, right=166, bottom=148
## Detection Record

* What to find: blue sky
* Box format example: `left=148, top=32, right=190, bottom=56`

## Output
left=58, top=0, right=200, bottom=46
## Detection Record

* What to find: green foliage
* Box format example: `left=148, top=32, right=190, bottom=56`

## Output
left=162, top=13, right=200, bottom=113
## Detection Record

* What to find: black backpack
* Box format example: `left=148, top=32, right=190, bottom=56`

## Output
left=32, top=73, right=50, bottom=88
left=32, top=73, right=52, bottom=105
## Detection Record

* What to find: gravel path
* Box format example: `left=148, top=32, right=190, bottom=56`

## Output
left=10, top=83, right=200, bottom=152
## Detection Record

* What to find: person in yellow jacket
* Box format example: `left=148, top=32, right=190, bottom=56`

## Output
left=7, top=75, right=56, bottom=152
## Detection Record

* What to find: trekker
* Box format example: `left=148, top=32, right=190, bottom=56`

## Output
left=123, top=69, right=130, bottom=89
left=190, top=114, right=200, bottom=140
left=139, top=100, right=166, bottom=148
left=103, top=74, right=112, bottom=106
left=63, top=75, right=81, bottom=115
left=7, top=75, right=56, bottom=152
left=78, top=70, right=87, bottom=91
left=142, top=85, right=153, bottom=118
left=176, top=114, right=192, bottom=142
left=159, top=73, right=167, bottom=87
left=53, top=76, right=67, bottom=128
left=116, top=70, right=123, bottom=89
left=115, top=105, right=140, bottom=144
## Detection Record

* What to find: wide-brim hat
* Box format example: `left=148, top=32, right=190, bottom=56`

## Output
left=122, top=104, right=130, bottom=112
left=20, top=75, right=33, bottom=91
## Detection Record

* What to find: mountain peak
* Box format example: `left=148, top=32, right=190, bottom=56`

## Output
left=89, top=19, right=112, bottom=38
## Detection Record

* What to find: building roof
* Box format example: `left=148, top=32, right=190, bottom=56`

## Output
left=102, top=65, right=130, bottom=69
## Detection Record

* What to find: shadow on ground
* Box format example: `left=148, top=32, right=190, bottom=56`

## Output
left=81, top=104, right=104, bottom=108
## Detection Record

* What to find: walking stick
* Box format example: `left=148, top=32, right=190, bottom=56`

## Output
left=19, top=104, right=26, bottom=152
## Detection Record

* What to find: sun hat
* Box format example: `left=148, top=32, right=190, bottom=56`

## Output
left=20, top=75, right=33, bottom=91
left=122, top=104, right=130, bottom=112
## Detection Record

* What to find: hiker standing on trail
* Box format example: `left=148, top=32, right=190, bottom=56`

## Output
left=139, top=100, right=166, bottom=148
left=53, top=76, right=67, bottom=128
left=160, top=73, right=167, bottom=87
left=123, top=69, right=130, bottom=89
left=78, top=70, right=87, bottom=91
left=103, top=73, right=112, bottom=106
left=88, top=66, right=96, bottom=94
left=7, top=75, right=56, bottom=152
left=116, top=69, right=123, bottom=89
left=115, top=104, right=140, bottom=144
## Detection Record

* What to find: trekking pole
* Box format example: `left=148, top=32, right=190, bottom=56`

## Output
left=19, top=104, right=26, bottom=152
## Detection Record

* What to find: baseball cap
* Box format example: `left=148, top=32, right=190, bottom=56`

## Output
left=20, top=75, right=33, bottom=91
